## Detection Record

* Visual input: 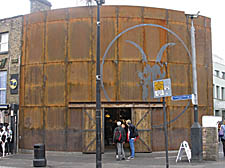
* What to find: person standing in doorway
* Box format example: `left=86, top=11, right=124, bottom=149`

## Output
left=113, top=121, right=126, bottom=161
left=126, top=120, right=139, bottom=160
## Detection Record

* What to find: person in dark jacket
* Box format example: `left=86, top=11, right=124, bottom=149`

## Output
left=126, top=119, right=138, bottom=160
left=113, top=121, right=126, bottom=160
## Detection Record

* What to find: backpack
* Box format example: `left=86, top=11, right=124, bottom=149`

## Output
left=133, top=126, right=139, bottom=137
left=115, top=128, right=122, bottom=142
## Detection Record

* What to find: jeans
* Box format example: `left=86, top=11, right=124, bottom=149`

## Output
left=117, top=143, right=125, bottom=159
left=129, top=138, right=135, bottom=157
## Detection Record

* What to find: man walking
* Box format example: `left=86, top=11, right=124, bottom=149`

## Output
left=126, top=120, right=139, bottom=160
left=113, top=121, right=126, bottom=161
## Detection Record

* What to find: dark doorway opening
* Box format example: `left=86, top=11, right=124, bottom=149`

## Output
left=104, top=108, right=131, bottom=150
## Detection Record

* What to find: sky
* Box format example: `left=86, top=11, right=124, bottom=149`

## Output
left=0, top=0, right=224, bottom=59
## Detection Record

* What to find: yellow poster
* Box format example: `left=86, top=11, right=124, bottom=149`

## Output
left=154, top=81, right=164, bottom=91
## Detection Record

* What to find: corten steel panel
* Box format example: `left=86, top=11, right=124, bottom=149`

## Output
left=45, top=107, right=66, bottom=129
left=142, top=19, right=167, bottom=63
left=25, top=65, right=43, bottom=85
left=24, top=86, right=43, bottom=106
left=151, top=107, right=164, bottom=128
left=68, top=62, right=93, bottom=102
left=119, top=62, right=143, bottom=101
left=151, top=128, right=164, bottom=151
left=205, top=29, right=212, bottom=66
left=197, top=65, right=208, bottom=106
left=45, top=63, right=65, bottom=83
left=118, top=18, right=142, bottom=60
left=195, top=27, right=206, bottom=66
left=207, top=66, right=213, bottom=107
left=21, top=19, right=27, bottom=66
left=45, top=63, right=66, bottom=105
left=100, top=6, right=117, bottom=18
left=26, top=12, right=45, bottom=25
left=46, top=85, right=65, bottom=105
left=67, top=108, right=82, bottom=129
left=194, top=16, right=208, bottom=28
left=101, top=61, right=117, bottom=101
left=47, top=8, right=68, bottom=22
left=118, top=6, right=142, bottom=18
left=24, top=65, right=44, bottom=106
left=23, top=107, right=44, bottom=129
left=67, top=129, right=82, bottom=151
left=21, top=128, right=45, bottom=150
left=143, top=7, right=166, bottom=20
left=168, top=128, right=190, bottom=150
left=167, top=23, right=190, bottom=64
left=69, top=19, right=92, bottom=61
left=168, top=106, right=192, bottom=129
left=167, top=63, right=191, bottom=106
left=46, top=22, right=67, bottom=62
left=20, top=66, right=25, bottom=106
left=69, top=6, right=93, bottom=19
left=26, top=23, right=45, bottom=64
left=101, top=18, right=117, bottom=60
left=167, top=9, right=186, bottom=23
left=45, top=129, right=66, bottom=151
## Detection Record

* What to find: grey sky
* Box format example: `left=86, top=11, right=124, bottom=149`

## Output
left=1, top=0, right=224, bottom=59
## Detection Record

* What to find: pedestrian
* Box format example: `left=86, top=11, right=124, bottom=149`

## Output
left=5, top=124, right=13, bottom=155
left=0, top=125, right=7, bottom=157
left=221, top=121, right=225, bottom=157
left=126, top=119, right=139, bottom=160
left=218, top=121, right=224, bottom=142
left=113, top=121, right=126, bottom=161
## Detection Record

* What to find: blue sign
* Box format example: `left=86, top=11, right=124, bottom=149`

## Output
left=171, top=95, right=192, bottom=101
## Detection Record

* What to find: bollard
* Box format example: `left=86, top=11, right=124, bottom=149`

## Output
left=33, top=144, right=47, bottom=167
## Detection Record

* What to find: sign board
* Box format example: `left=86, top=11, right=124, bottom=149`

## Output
left=176, top=141, right=191, bottom=163
left=10, top=74, right=18, bottom=94
left=171, top=94, right=192, bottom=101
left=153, top=78, right=172, bottom=98
left=202, top=116, right=222, bottom=128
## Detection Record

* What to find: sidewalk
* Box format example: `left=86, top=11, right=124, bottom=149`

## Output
left=0, top=150, right=225, bottom=168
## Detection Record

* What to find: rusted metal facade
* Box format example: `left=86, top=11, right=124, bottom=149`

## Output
left=19, top=6, right=213, bottom=152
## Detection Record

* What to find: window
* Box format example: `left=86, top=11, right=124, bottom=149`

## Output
left=0, top=32, right=9, bottom=53
left=215, top=110, right=220, bottom=116
left=0, top=71, right=7, bottom=104
left=223, top=111, right=225, bottom=121
left=214, top=70, right=219, bottom=77
left=222, top=72, right=225, bottom=79
left=222, top=87, right=225, bottom=100
left=213, top=84, right=215, bottom=98
left=216, top=86, right=220, bottom=99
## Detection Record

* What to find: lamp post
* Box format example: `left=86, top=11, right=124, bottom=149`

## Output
left=186, top=12, right=203, bottom=161
left=95, top=0, right=104, bottom=168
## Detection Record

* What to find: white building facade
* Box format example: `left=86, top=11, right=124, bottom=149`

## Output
left=213, top=55, right=225, bottom=120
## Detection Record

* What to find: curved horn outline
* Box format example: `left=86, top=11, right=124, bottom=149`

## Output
left=126, top=40, right=148, bottom=63
left=101, top=23, right=191, bottom=101
left=156, top=43, right=176, bottom=66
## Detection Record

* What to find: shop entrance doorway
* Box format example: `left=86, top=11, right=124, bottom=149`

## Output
left=104, top=108, right=131, bottom=150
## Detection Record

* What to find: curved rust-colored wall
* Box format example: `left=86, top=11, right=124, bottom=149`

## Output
left=19, top=6, right=213, bottom=151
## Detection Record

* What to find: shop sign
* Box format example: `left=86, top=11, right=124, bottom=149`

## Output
left=10, top=74, right=18, bottom=94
